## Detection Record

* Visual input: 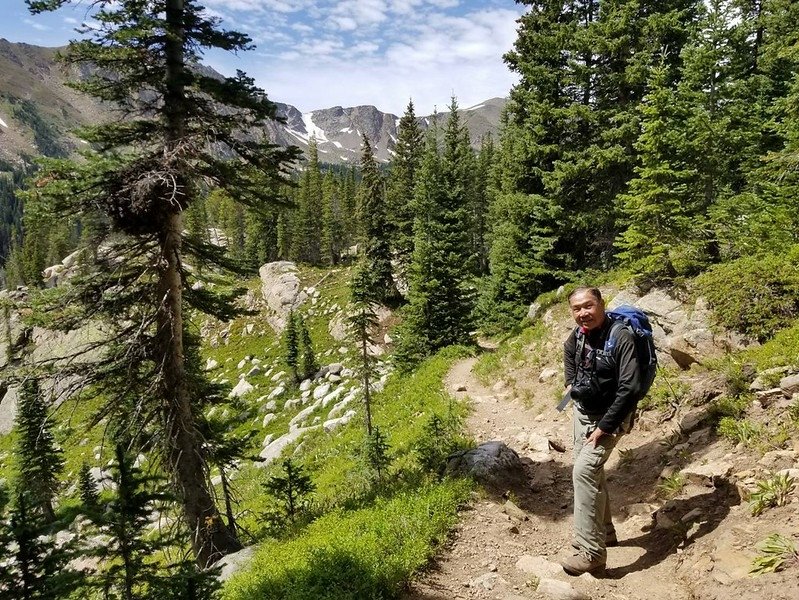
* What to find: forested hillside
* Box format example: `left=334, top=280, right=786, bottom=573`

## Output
left=0, top=0, right=798, bottom=599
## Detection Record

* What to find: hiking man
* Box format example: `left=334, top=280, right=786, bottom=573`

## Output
left=560, top=286, right=641, bottom=576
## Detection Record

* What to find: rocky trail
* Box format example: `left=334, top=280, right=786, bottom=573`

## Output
left=404, top=349, right=799, bottom=600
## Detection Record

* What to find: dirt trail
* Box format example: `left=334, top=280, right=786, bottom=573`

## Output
left=403, top=352, right=751, bottom=600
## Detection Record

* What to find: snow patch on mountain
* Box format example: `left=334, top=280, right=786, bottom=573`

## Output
left=465, top=103, right=485, bottom=111
left=303, top=112, right=329, bottom=143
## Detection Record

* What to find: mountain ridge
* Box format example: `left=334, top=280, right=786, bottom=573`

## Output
left=0, top=38, right=505, bottom=167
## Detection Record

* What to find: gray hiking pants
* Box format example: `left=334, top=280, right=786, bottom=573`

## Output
left=572, top=406, right=621, bottom=560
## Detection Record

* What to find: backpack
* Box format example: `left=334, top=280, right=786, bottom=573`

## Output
left=604, top=305, right=658, bottom=402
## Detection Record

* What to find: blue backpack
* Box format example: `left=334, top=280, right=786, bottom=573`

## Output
left=605, top=305, right=658, bottom=401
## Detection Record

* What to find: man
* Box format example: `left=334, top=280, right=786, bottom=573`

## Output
left=560, top=286, right=641, bottom=576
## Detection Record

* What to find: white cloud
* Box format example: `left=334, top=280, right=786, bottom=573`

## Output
left=23, top=18, right=50, bottom=31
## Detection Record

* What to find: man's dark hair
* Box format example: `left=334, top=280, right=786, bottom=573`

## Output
left=568, top=286, right=603, bottom=302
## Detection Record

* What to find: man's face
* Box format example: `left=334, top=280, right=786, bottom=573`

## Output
left=569, top=290, right=605, bottom=332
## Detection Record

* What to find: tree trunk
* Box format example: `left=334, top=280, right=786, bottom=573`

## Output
left=157, top=212, right=242, bottom=567
left=161, top=0, right=241, bottom=567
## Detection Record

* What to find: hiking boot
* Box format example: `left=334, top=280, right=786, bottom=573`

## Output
left=570, top=531, right=618, bottom=551
left=560, top=551, right=606, bottom=576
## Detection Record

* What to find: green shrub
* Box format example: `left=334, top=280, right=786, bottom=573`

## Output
left=223, top=479, right=472, bottom=600
left=750, top=534, right=799, bottom=576
left=717, top=417, right=760, bottom=446
left=749, top=473, right=796, bottom=516
left=657, top=473, right=686, bottom=498
left=694, top=248, right=799, bottom=342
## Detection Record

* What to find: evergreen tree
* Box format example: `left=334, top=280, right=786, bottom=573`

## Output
left=0, top=491, right=80, bottom=599
left=87, top=444, right=172, bottom=600
left=472, top=134, right=494, bottom=275
left=262, top=459, right=315, bottom=524
left=362, top=426, right=391, bottom=485
left=25, top=0, right=299, bottom=565
left=616, top=60, right=696, bottom=279
left=15, top=378, right=63, bottom=523
left=78, top=462, right=100, bottom=513
left=357, top=135, right=398, bottom=305
left=395, top=108, right=474, bottom=367
left=386, top=100, right=424, bottom=278
left=298, top=314, right=318, bottom=380
left=348, top=260, right=379, bottom=434
left=283, top=310, right=300, bottom=382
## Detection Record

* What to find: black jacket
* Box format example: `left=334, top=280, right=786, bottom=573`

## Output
left=563, top=316, right=641, bottom=433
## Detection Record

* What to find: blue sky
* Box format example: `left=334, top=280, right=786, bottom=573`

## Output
left=0, top=0, right=524, bottom=115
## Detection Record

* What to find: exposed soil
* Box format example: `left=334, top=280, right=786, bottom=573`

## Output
left=403, top=338, right=799, bottom=600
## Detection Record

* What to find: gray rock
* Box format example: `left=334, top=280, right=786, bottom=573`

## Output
left=538, top=367, right=559, bottom=382
left=268, top=385, right=285, bottom=400
left=537, top=577, right=590, bottom=600
left=328, top=363, right=343, bottom=375
left=259, top=261, right=307, bottom=333
left=265, top=400, right=277, bottom=411
left=290, top=399, right=322, bottom=427
left=313, top=383, right=331, bottom=400
left=262, top=413, right=276, bottom=428
left=270, top=371, right=285, bottom=382
left=257, top=426, right=320, bottom=467
left=213, top=546, right=257, bottom=582
left=503, top=499, right=527, bottom=521
left=300, top=379, right=312, bottom=391
left=323, top=409, right=357, bottom=432
left=445, top=441, right=525, bottom=488
left=0, top=386, right=19, bottom=435
left=204, top=358, right=219, bottom=371
left=237, top=359, right=247, bottom=370
left=758, top=450, right=798, bottom=471
left=780, top=374, right=799, bottom=396
left=527, top=302, right=542, bottom=321
left=322, top=386, right=345, bottom=408
left=246, top=366, right=262, bottom=378
left=284, top=398, right=301, bottom=410
left=229, top=379, right=253, bottom=399
left=515, top=555, right=562, bottom=578
left=681, top=459, right=733, bottom=486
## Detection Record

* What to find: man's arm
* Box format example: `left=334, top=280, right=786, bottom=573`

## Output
left=563, top=329, right=577, bottom=387
left=597, top=328, right=641, bottom=434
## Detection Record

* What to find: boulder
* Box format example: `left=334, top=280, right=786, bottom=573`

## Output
left=267, top=385, right=285, bottom=400
left=213, top=546, right=257, bottom=582
left=262, top=413, right=276, bottom=428
left=514, top=555, right=561, bottom=578
left=257, top=426, right=319, bottom=467
left=538, top=367, right=559, bottom=383
left=536, top=578, right=590, bottom=600
left=681, top=459, right=733, bottom=486
left=758, top=450, right=798, bottom=471
left=229, top=379, right=253, bottom=399
left=246, top=366, right=261, bottom=378
left=329, top=313, right=350, bottom=341
left=323, top=409, right=357, bottom=432
left=445, top=441, right=526, bottom=488
left=527, top=302, right=542, bottom=321
left=299, top=379, right=312, bottom=392
left=204, top=358, right=219, bottom=371
left=780, top=374, right=799, bottom=396
left=289, top=399, right=322, bottom=427
left=0, top=386, right=18, bottom=436
left=259, top=261, right=307, bottom=333
left=321, top=386, right=345, bottom=408
left=328, top=363, right=343, bottom=375
left=313, top=383, right=331, bottom=400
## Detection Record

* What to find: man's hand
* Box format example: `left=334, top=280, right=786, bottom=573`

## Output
left=586, top=427, right=608, bottom=447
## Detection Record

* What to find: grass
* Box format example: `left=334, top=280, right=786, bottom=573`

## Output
left=717, top=417, right=761, bottom=447
left=222, top=479, right=472, bottom=600
left=473, top=322, right=548, bottom=385
left=750, top=534, right=799, bottom=576
left=749, top=473, right=796, bottom=516
left=657, top=473, right=686, bottom=498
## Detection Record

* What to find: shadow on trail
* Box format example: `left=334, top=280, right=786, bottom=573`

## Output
left=604, top=480, right=741, bottom=578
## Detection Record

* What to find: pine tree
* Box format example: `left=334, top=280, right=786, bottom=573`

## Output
left=0, top=491, right=80, bottom=599
left=362, top=426, right=391, bottom=485
left=298, top=315, right=318, bottom=380
left=15, top=378, right=63, bottom=523
left=24, top=0, right=299, bottom=565
left=283, top=310, right=300, bottom=382
left=357, top=135, right=398, bottom=305
left=386, top=100, right=424, bottom=278
left=78, top=462, right=100, bottom=513
left=348, top=260, right=379, bottom=434
left=262, top=459, right=315, bottom=524
left=395, top=107, right=474, bottom=367
left=472, top=134, right=494, bottom=275
left=616, top=59, right=696, bottom=279
left=89, top=444, right=172, bottom=600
